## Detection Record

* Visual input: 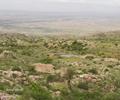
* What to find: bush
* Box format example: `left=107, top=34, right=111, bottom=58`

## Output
left=68, top=40, right=87, bottom=54
left=0, top=82, right=10, bottom=91
left=78, top=82, right=89, bottom=90
left=88, top=68, right=98, bottom=74
left=103, top=92, right=120, bottom=100
left=61, top=89, right=102, bottom=100
left=40, top=56, right=53, bottom=64
left=11, top=66, right=21, bottom=71
left=47, top=74, right=60, bottom=83
left=20, top=83, right=53, bottom=100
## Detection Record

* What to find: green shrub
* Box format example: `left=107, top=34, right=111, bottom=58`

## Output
left=88, top=68, right=98, bottom=74
left=61, top=89, right=102, bottom=100
left=78, top=82, right=89, bottom=90
left=0, top=82, right=11, bottom=91
left=11, top=66, right=21, bottom=71
left=47, top=74, right=60, bottom=83
left=69, top=40, right=87, bottom=54
left=103, top=92, right=120, bottom=100
left=40, top=56, right=53, bottom=64
left=21, top=83, right=53, bottom=100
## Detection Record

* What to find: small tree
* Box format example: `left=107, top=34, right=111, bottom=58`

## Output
left=65, top=68, right=75, bottom=90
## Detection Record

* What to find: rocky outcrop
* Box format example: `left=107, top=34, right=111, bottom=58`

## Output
left=32, top=63, right=55, bottom=73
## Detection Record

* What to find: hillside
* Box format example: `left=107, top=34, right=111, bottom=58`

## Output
left=0, top=32, right=120, bottom=100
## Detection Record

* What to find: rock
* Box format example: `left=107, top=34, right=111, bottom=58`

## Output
left=82, top=54, right=95, bottom=60
left=93, top=58, right=102, bottom=62
left=0, top=92, right=16, bottom=100
left=29, top=75, right=40, bottom=81
left=75, top=70, right=83, bottom=74
left=79, top=74, right=97, bottom=83
left=69, top=62, right=80, bottom=67
left=53, top=91, right=61, bottom=97
left=32, top=63, right=55, bottom=73
left=71, top=77, right=80, bottom=86
left=104, top=84, right=116, bottom=92
left=104, top=58, right=119, bottom=62
left=11, top=71, right=23, bottom=77
left=2, top=71, right=23, bottom=78
left=0, top=78, right=14, bottom=86
left=0, top=50, right=16, bottom=59
left=55, top=67, right=68, bottom=77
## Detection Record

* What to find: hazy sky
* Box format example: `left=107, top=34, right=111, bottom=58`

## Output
left=0, top=0, right=120, bottom=12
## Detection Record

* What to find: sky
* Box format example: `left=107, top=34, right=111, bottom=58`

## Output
left=0, top=0, right=120, bottom=13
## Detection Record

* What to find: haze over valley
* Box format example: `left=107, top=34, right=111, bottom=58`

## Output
left=0, top=10, right=120, bottom=35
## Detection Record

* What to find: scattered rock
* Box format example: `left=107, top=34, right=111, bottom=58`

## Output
left=104, top=58, right=119, bottom=62
left=53, top=91, right=61, bottom=97
left=79, top=74, right=97, bottom=83
left=71, top=77, right=80, bottom=86
left=2, top=70, right=23, bottom=78
left=0, top=50, right=16, bottom=59
left=0, top=92, right=16, bottom=100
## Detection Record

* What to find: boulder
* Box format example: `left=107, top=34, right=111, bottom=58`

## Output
left=32, top=63, right=55, bottom=73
